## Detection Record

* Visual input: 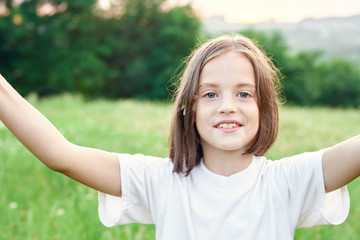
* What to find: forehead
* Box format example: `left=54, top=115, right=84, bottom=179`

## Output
left=199, top=51, right=255, bottom=88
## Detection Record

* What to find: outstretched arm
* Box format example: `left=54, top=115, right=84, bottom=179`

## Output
left=0, top=74, right=121, bottom=196
left=323, top=134, right=360, bottom=192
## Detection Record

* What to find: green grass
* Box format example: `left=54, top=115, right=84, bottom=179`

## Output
left=1, top=95, right=359, bottom=239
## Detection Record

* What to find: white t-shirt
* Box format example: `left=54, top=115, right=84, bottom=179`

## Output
left=98, top=150, right=349, bottom=240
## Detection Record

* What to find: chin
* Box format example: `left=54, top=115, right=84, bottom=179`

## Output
left=219, top=145, right=246, bottom=152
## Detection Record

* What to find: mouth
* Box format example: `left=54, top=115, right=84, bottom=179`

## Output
left=215, top=121, right=242, bottom=129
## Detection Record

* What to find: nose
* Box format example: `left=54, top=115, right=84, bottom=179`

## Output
left=217, top=95, right=237, bottom=114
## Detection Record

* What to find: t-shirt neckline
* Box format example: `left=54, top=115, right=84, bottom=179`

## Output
left=193, top=155, right=262, bottom=190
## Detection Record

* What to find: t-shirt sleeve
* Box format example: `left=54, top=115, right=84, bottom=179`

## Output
left=98, top=153, right=170, bottom=227
left=278, top=150, right=350, bottom=228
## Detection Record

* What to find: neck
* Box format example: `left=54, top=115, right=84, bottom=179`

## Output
left=202, top=149, right=253, bottom=177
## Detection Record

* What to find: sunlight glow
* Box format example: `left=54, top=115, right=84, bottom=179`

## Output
left=99, top=0, right=359, bottom=23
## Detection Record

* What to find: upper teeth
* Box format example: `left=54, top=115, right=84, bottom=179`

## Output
left=218, top=123, right=238, bottom=129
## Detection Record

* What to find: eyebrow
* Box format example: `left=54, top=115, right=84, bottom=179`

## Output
left=199, top=83, right=256, bottom=89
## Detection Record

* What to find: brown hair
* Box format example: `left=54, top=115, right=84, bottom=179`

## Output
left=169, top=34, right=281, bottom=175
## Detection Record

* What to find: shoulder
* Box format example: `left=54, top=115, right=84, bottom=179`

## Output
left=115, top=153, right=171, bottom=167
left=114, top=153, right=176, bottom=180
left=256, top=150, right=325, bottom=185
left=260, top=150, right=324, bottom=170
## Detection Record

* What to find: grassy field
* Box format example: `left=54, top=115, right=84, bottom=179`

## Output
left=1, top=95, right=359, bottom=240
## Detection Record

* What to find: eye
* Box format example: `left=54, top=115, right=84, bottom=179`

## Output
left=238, top=92, right=251, bottom=98
left=204, top=92, right=217, bottom=99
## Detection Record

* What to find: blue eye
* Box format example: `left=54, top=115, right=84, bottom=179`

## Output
left=204, top=92, right=217, bottom=98
left=238, top=92, right=250, bottom=98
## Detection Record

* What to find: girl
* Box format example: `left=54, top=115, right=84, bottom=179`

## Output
left=1, top=34, right=359, bottom=239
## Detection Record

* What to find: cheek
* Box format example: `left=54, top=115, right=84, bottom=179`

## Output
left=195, top=103, right=211, bottom=123
left=194, top=105, right=208, bottom=133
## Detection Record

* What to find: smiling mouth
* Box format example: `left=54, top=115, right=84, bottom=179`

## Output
left=216, top=123, right=240, bottom=129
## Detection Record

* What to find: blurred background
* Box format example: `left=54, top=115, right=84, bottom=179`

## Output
left=1, top=1, right=360, bottom=239
left=0, top=0, right=359, bottom=105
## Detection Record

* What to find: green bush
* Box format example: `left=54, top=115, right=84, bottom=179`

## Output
left=0, top=0, right=200, bottom=99
left=240, top=29, right=360, bottom=107
left=102, top=0, right=200, bottom=99
left=316, top=59, right=360, bottom=107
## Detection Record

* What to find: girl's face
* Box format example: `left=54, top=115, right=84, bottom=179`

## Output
left=195, top=51, right=259, bottom=156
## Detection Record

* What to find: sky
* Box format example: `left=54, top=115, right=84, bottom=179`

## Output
left=98, top=0, right=360, bottom=23
left=1, top=0, right=359, bottom=23
left=165, top=0, right=360, bottom=23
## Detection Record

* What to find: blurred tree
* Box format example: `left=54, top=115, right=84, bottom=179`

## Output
left=240, top=29, right=288, bottom=71
left=4, top=0, right=12, bottom=9
left=239, top=29, right=360, bottom=107
left=0, top=0, right=200, bottom=99
left=282, top=50, right=324, bottom=105
left=3, top=2, right=357, bottom=105
left=316, top=59, right=360, bottom=107
left=103, top=0, right=200, bottom=99
left=0, top=0, right=113, bottom=96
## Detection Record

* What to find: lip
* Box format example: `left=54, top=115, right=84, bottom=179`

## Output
left=214, top=120, right=243, bottom=133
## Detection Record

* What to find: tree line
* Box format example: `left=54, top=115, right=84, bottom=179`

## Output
left=1, top=0, right=359, bottom=107
left=240, top=29, right=360, bottom=107
left=0, top=0, right=200, bottom=99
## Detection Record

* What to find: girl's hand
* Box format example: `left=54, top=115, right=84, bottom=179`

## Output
left=322, top=134, right=360, bottom=192
left=0, top=74, right=121, bottom=196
